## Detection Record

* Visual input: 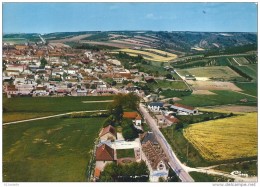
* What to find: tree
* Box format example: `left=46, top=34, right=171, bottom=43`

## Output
left=103, top=115, right=115, bottom=127
left=111, top=81, right=117, bottom=86
left=124, top=93, right=140, bottom=110
left=100, top=161, right=149, bottom=182
left=109, top=104, right=123, bottom=124
left=159, top=177, right=165, bottom=182
left=165, top=73, right=173, bottom=79
left=167, top=168, right=180, bottom=182
left=90, top=84, right=96, bottom=89
left=112, top=93, right=140, bottom=111
left=122, top=126, right=137, bottom=140
left=40, top=57, right=48, bottom=68
left=36, top=79, right=41, bottom=85
left=174, top=122, right=184, bottom=131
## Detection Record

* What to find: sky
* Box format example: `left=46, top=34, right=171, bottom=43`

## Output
left=2, top=2, right=258, bottom=33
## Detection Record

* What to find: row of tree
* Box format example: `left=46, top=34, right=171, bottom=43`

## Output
left=99, top=161, right=149, bottom=182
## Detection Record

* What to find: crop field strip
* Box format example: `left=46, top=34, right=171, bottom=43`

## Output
left=233, top=65, right=257, bottom=81
left=232, top=57, right=250, bottom=65
left=114, top=48, right=177, bottom=62
left=142, top=48, right=178, bottom=58
left=178, top=66, right=243, bottom=81
left=183, top=113, right=257, bottom=161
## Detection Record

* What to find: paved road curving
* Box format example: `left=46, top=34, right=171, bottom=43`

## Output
left=139, top=103, right=194, bottom=182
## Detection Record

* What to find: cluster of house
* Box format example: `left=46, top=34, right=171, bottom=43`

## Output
left=3, top=43, right=161, bottom=98
left=94, top=111, right=170, bottom=181
left=147, top=101, right=199, bottom=127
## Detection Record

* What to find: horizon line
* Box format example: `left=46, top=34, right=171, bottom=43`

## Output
left=3, top=30, right=258, bottom=35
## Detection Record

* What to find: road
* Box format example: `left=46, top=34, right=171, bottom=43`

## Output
left=174, top=69, right=193, bottom=91
left=3, top=110, right=107, bottom=125
left=139, top=103, right=194, bottom=182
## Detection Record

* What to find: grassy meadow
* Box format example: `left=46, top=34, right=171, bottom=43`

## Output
left=3, top=96, right=113, bottom=122
left=189, top=172, right=234, bottom=182
left=117, top=149, right=135, bottom=159
left=178, top=66, right=244, bottom=81
left=3, top=117, right=105, bottom=182
left=149, top=80, right=188, bottom=90
left=177, top=90, right=257, bottom=107
left=3, top=112, right=61, bottom=123
left=183, top=113, right=257, bottom=161
left=235, top=82, right=257, bottom=97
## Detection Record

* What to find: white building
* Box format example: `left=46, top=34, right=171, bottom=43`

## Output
left=147, top=102, right=164, bottom=112
left=170, top=103, right=198, bottom=115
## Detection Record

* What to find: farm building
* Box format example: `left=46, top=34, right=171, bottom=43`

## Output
left=164, top=115, right=180, bottom=125
left=170, top=103, right=198, bottom=115
left=140, top=132, right=169, bottom=181
left=95, top=144, right=115, bottom=172
left=148, top=102, right=164, bottom=112
left=99, top=125, right=117, bottom=142
left=123, top=112, right=142, bottom=126
left=185, top=75, right=196, bottom=80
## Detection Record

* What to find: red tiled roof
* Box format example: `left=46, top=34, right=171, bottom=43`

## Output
left=119, top=73, right=132, bottom=79
left=99, top=125, right=117, bottom=138
left=135, top=115, right=142, bottom=120
left=6, top=85, right=18, bottom=91
left=173, top=103, right=194, bottom=110
left=123, top=112, right=141, bottom=120
left=165, top=116, right=180, bottom=124
left=95, top=144, right=114, bottom=161
left=36, top=87, right=46, bottom=91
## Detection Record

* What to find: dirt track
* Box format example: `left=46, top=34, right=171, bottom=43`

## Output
left=201, top=105, right=257, bottom=113
left=187, top=80, right=242, bottom=91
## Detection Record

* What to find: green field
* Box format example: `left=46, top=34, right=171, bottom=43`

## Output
left=234, top=64, right=257, bottom=81
left=3, top=38, right=28, bottom=44
left=149, top=80, right=188, bottom=90
left=214, top=160, right=257, bottom=176
left=161, top=125, right=208, bottom=167
left=3, top=117, right=105, bottom=182
left=235, top=82, right=257, bottom=97
left=189, top=172, right=234, bottom=182
left=178, top=90, right=257, bottom=107
left=160, top=89, right=192, bottom=99
left=3, top=96, right=113, bottom=113
left=230, top=57, right=250, bottom=65
left=3, top=96, right=113, bottom=122
left=215, top=57, right=231, bottom=66
left=178, top=66, right=245, bottom=81
left=3, top=112, right=61, bottom=123
left=117, top=149, right=135, bottom=159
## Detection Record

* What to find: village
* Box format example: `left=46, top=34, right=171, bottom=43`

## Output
left=3, top=42, right=200, bottom=182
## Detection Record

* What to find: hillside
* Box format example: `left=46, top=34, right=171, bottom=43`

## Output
left=3, top=31, right=257, bottom=55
